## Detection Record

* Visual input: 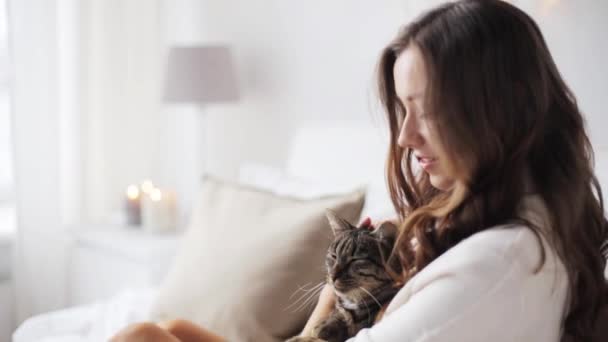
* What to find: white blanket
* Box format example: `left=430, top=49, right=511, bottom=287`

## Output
left=13, top=288, right=157, bottom=342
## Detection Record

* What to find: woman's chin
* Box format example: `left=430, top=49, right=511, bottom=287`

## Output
left=429, top=174, right=454, bottom=191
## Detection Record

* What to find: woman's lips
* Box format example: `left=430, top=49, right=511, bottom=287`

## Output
left=416, top=155, right=437, bottom=169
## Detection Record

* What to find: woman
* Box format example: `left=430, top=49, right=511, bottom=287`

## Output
left=112, top=0, right=607, bottom=341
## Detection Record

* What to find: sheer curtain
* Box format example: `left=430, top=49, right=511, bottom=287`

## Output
left=9, top=0, right=78, bottom=323
left=0, top=0, right=14, bottom=235
left=8, top=0, right=164, bottom=323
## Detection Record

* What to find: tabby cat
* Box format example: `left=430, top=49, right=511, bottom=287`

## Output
left=286, top=211, right=402, bottom=342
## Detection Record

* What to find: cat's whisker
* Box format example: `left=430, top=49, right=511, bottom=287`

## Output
left=291, top=285, right=325, bottom=313
left=291, top=282, right=324, bottom=301
left=285, top=291, right=316, bottom=312
left=284, top=282, right=324, bottom=311
left=285, top=282, right=324, bottom=311
left=359, top=286, right=382, bottom=309
left=284, top=291, right=314, bottom=311
left=289, top=289, right=322, bottom=313
left=288, top=282, right=315, bottom=301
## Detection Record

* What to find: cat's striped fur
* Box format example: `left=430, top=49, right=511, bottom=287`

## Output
left=287, top=211, right=402, bottom=342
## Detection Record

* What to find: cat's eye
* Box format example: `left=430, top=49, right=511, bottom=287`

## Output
left=326, top=255, right=336, bottom=266
left=349, top=259, right=368, bottom=270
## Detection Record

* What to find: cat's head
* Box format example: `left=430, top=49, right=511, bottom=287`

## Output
left=325, top=210, right=400, bottom=301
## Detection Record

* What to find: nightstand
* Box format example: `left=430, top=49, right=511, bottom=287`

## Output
left=68, top=225, right=182, bottom=306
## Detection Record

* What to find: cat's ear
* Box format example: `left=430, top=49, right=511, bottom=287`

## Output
left=374, top=220, right=399, bottom=243
left=326, top=209, right=354, bottom=236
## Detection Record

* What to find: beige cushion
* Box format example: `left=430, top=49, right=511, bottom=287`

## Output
left=150, top=176, right=365, bottom=342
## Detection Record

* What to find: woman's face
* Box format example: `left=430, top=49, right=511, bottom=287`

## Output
left=393, top=45, right=455, bottom=191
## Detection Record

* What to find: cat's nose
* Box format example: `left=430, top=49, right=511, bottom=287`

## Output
left=331, top=266, right=346, bottom=282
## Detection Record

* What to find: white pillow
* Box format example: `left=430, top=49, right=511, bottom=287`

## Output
left=238, top=162, right=366, bottom=200
left=150, top=176, right=366, bottom=341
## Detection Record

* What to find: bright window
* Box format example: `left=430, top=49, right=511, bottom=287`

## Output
left=0, top=0, right=15, bottom=239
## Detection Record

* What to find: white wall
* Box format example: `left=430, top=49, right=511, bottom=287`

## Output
left=199, top=0, right=413, bottom=178
left=81, top=0, right=163, bottom=223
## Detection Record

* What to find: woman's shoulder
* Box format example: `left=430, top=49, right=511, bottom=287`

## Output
left=384, top=223, right=568, bottom=317
left=423, top=224, right=548, bottom=280
left=403, top=223, right=564, bottom=300
left=446, top=224, right=553, bottom=273
left=433, top=193, right=559, bottom=276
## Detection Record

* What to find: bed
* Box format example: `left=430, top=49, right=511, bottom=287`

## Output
left=13, top=120, right=395, bottom=342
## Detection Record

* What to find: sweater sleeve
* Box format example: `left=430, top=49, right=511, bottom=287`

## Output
left=345, top=265, right=517, bottom=342
left=345, top=228, right=565, bottom=342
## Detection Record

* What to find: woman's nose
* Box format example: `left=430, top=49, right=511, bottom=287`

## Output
left=397, top=115, right=423, bottom=149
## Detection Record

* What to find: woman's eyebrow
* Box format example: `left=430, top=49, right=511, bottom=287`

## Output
left=396, top=94, right=424, bottom=112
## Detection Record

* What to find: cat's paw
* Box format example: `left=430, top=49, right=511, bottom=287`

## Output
left=285, top=336, right=326, bottom=342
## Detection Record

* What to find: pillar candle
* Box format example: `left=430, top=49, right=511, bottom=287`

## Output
left=141, top=187, right=177, bottom=233
left=125, top=184, right=141, bottom=225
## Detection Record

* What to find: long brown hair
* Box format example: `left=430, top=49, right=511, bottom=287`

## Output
left=377, top=0, right=608, bottom=339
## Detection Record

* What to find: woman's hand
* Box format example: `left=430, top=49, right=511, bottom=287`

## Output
left=299, top=284, right=336, bottom=337
left=359, top=216, right=400, bottom=231
left=359, top=216, right=374, bottom=230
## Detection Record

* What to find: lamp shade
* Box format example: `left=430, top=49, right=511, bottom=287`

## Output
left=163, top=45, right=239, bottom=103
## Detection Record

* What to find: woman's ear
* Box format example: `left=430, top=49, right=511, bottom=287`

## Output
left=326, top=210, right=355, bottom=236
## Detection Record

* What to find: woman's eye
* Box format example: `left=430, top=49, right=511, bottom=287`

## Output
left=395, top=103, right=406, bottom=126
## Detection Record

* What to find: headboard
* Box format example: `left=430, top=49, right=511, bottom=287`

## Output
left=284, top=120, right=395, bottom=220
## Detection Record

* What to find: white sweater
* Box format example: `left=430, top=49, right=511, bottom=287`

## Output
left=347, top=196, right=569, bottom=342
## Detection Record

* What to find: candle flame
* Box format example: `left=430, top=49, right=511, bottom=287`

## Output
left=126, top=185, right=140, bottom=200
left=150, top=188, right=162, bottom=201
left=141, top=180, right=155, bottom=194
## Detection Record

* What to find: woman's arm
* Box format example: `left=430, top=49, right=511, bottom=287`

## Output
left=299, top=284, right=336, bottom=336
left=110, top=320, right=226, bottom=342
left=158, top=319, right=227, bottom=342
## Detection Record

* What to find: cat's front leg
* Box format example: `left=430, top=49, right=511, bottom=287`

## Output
left=314, top=314, right=350, bottom=342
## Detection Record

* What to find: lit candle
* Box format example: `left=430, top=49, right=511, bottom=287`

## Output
left=125, top=184, right=141, bottom=225
left=141, top=187, right=177, bottom=233
left=141, top=179, right=155, bottom=195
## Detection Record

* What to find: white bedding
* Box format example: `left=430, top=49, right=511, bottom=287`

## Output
left=13, top=288, right=158, bottom=342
